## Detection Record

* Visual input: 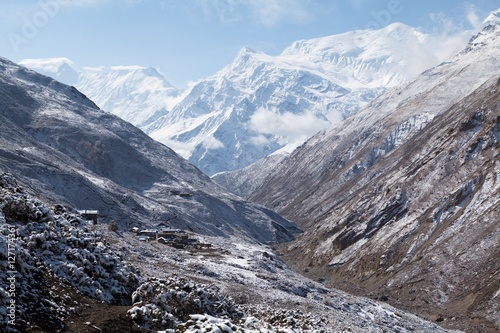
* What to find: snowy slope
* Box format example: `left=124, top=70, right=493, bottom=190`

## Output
left=18, top=58, right=179, bottom=129
left=0, top=175, right=460, bottom=333
left=251, top=20, right=500, bottom=332
left=0, top=56, right=300, bottom=244
left=148, top=23, right=470, bottom=175
left=77, top=65, right=179, bottom=127
left=18, top=24, right=470, bottom=176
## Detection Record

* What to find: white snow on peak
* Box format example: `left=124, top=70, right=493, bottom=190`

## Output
left=148, top=23, right=473, bottom=175
left=18, top=19, right=480, bottom=176
left=77, top=65, right=179, bottom=126
left=20, top=57, right=79, bottom=85
left=20, top=57, right=76, bottom=72
left=280, top=22, right=466, bottom=89
left=483, top=8, right=500, bottom=26
left=19, top=59, right=180, bottom=128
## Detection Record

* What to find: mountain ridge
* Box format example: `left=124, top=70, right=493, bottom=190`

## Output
left=149, top=23, right=471, bottom=175
left=18, top=58, right=180, bottom=129
left=1, top=56, right=300, bottom=244
left=249, top=21, right=500, bottom=332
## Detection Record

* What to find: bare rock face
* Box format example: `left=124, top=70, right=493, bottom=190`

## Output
left=250, top=24, right=500, bottom=332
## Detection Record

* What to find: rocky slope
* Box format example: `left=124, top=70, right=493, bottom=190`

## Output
left=0, top=56, right=299, bottom=244
left=212, top=150, right=288, bottom=199
left=0, top=174, right=462, bottom=332
left=250, top=22, right=500, bottom=332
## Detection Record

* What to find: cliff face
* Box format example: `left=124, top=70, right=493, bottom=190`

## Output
left=250, top=24, right=500, bottom=332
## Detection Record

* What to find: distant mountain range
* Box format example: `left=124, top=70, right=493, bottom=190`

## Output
left=20, top=23, right=471, bottom=175
left=18, top=58, right=180, bottom=129
left=4, top=9, right=500, bottom=332
left=1, top=50, right=459, bottom=333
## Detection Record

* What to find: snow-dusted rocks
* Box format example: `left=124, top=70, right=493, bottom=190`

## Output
left=128, top=277, right=241, bottom=330
left=117, top=231, right=458, bottom=333
left=0, top=174, right=140, bottom=332
left=0, top=173, right=461, bottom=332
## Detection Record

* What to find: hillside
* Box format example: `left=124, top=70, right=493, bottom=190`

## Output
left=0, top=56, right=299, bottom=244
left=250, top=22, right=500, bottom=332
left=0, top=173, right=462, bottom=332
left=20, top=24, right=470, bottom=176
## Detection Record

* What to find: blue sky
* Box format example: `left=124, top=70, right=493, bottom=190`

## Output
left=0, top=0, right=498, bottom=87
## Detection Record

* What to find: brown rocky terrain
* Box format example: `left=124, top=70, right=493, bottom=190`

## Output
left=251, top=24, right=500, bottom=332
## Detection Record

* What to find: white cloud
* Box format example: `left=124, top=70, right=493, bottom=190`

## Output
left=150, top=135, right=196, bottom=159
left=197, top=0, right=311, bottom=27
left=249, top=108, right=329, bottom=145
left=250, top=134, right=271, bottom=145
left=202, top=136, right=224, bottom=149
left=466, top=5, right=482, bottom=30
left=244, top=0, right=311, bottom=27
left=429, top=12, right=463, bottom=34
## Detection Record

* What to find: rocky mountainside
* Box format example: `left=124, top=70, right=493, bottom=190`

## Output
left=250, top=22, right=500, bottom=332
left=0, top=56, right=300, bottom=244
left=147, top=23, right=469, bottom=175
left=18, top=58, right=180, bottom=130
left=0, top=56, right=463, bottom=333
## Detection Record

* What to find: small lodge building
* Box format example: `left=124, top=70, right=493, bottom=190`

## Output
left=79, top=210, right=99, bottom=225
left=157, top=229, right=190, bottom=244
left=138, top=228, right=158, bottom=239
left=131, top=226, right=195, bottom=247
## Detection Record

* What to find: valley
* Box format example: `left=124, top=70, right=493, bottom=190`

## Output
left=1, top=9, right=499, bottom=333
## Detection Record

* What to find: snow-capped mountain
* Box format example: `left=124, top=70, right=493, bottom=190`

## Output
left=18, top=57, right=80, bottom=85
left=250, top=21, right=500, bottom=332
left=0, top=56, right=300, bottom=243
left=18, top=58, right=179, bottom=129
left=147, top=23, right=471, bottom=175
left=19, top=24, right=470, bottom=176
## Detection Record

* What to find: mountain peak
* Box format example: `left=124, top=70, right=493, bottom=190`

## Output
left=1, top=56, right=301, bottom=245
left=239, top=46, right=259, bottom=55
left=20, top=59, right=179, bottom=128
left=19, top=57, right=79, bottom=85
left=381, top=22, right=422, bottom=38
left=20, top=57, right=76, bottom=71
left=483, top=8, right=500, bottom=26
left=232, top=47, right=261, bottom=64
